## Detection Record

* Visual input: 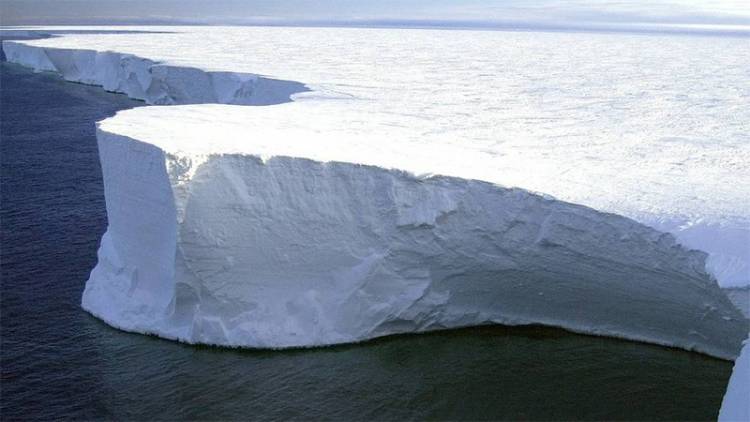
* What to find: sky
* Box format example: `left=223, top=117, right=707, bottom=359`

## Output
left=1, top=0, right=750, bottom=28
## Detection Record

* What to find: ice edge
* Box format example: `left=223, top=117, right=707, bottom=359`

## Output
left=2, top=40, right=309, bottom=105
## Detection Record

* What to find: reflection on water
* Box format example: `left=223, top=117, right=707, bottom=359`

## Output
left=0, top=61, right=732, bottom=421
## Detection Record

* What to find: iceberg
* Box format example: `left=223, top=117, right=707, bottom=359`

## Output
left=79, top=103, right=745, bottom=358
left=719, top=338, right=750, bottom=421
left=2, top=28, right=747, bottom=358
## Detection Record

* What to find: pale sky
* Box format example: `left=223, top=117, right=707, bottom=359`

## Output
left=1, top=0, right=749, bottom=28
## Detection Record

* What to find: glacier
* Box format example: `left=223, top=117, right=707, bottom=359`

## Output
left=2, top=27, right=748, bottom=359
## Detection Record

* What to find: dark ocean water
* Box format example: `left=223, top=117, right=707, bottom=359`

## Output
left=0, top=61, right=734, bottom=421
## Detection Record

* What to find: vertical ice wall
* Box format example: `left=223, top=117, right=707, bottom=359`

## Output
left=719, top=338, right=750, bottom=421
left=2, top=41, right=308, bottom=105
left=79, top=127, right=748, bottom=358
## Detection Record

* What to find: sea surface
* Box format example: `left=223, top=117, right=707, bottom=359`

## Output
left=0, top=60, right=734, bottom=421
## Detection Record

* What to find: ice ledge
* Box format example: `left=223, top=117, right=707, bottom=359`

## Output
left=2, top=40, right=309, bottom=105
left=81, top=124, right=748, bottom=359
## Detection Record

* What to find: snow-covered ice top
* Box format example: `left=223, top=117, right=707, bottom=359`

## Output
left=7, top=25, right=746, bottom=286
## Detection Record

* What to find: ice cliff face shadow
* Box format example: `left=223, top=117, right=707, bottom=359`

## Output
left=244, top=76, right=310, bottom=106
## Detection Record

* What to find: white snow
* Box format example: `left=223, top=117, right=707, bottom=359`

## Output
left=719, top=337, right=750, bottom=421
left=2, top=26, right=748, bottom=357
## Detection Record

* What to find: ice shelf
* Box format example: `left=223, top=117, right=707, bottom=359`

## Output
left=2, top=28, right=748, bottom=358
left=75, top=103, right=745, bottom=358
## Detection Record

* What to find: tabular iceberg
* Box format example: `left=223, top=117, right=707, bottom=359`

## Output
left=2, top=30, right=747, bottom=359
left=80, top=103, right=746, bottom=359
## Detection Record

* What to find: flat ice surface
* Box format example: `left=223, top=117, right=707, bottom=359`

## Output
left=6, top=25, right=749, bottom=287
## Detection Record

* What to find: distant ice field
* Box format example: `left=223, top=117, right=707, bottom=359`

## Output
left=6, top=26, right=749, bottom=287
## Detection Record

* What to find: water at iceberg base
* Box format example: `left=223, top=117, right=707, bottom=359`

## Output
left=0, top=40, right=743, bottom=421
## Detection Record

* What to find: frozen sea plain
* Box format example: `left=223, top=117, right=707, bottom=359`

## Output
left=2, top=26, right=748, bottom=359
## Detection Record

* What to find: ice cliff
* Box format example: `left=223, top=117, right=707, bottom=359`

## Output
left=2, top=41, right=308, bottom=105
left=2, top=33, right=747, bottom=359
left=719, top=338, right=750, bottom=421
left=77, top=103, right=744, bottom=359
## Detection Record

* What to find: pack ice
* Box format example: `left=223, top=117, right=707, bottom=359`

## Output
left=2, top=27, right=748, bottom=358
